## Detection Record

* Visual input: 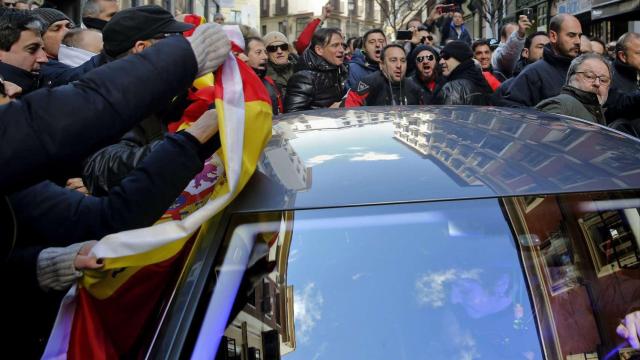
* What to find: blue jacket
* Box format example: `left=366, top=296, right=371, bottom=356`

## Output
left=39, top=54, right=106, bottom=88
left=499, top=44, right=572, bottom=108
left=346, top=49, right=380, bottom=90
left=0, top=36, right=198, bottom=194
left=5, top=131, right=216, bottom=356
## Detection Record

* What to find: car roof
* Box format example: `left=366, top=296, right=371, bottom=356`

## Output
left=230, top=106, right=640, bottom=212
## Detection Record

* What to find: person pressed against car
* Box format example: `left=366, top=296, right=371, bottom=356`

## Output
left=346, top=28, right=386, bottom=90
left=284, top=28, right=347, bottom=112
left=537, top=53, right=611, bottom=124
left=343, top=44, right=425, bottom=107
left=245, top=36, right=283, bottom=115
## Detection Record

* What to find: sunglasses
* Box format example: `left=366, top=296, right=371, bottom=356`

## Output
left=420, top=35, right=434, bottom=43
left=417, top=55, right=435, bottom=63
left=441, top=53, right=450, bottom=60
left=3, top=2, right=16, bottom=6
left=266, top=43, right=289, bottom=53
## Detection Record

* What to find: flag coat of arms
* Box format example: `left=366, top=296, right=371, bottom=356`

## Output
left=43, top=31, right=273, bottom=359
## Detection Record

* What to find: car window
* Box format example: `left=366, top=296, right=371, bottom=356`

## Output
left=503, top=190, right=640, bottom=359
left=195, top=199, right=544, bottom=359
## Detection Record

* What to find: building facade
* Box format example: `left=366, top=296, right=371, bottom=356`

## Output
left=259, top=0, right=384, bottom=44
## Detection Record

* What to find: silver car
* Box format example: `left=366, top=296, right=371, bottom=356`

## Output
left=148, top=107, right=640, bottom=360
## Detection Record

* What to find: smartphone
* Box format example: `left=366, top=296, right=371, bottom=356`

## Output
left=396, top=30, right=412, bottom=41
left=520, top=7, right=533, bottom=19
left=438, top=4, right=457, bottom=14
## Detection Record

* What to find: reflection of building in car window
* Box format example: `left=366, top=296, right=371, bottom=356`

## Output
left=504, top=192, right=640, bottom=359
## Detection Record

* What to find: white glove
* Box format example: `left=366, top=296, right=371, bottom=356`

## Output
left=187, top=23, right=231, bottom=77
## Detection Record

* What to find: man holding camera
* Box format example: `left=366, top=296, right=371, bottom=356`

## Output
left=492, top=14, right=532, bottom=78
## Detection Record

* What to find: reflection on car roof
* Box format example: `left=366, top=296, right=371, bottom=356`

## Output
left=231, top=106, right=640, bottom=212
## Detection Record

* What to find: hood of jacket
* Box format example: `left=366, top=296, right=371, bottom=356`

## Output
left=349, top=49, right=379, bottom=71
left=297, top=47, right=343, bottom=73
left=542, top=43, right=573, bottom=69
left=0, top=62, right=40, bottom=95
left=446, top=59, right=493, bottom=93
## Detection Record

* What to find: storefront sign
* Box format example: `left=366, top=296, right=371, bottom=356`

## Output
left=557, top=0, right=592, bottom=14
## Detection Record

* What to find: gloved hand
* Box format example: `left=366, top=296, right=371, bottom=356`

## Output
left=187, top=23, right=231, bottom=77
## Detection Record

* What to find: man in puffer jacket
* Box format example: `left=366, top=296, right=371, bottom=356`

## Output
left=284, top=28, right=347, bottom=112
left=432, top=41, right=493, bottom=105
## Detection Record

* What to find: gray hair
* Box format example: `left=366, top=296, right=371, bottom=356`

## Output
left=566, top=53, right=612, bottom=85
left=82, top=0, right=101, bottom=18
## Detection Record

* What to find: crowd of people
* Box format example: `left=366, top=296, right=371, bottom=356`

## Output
left=1, top=0, right=640, bottom=356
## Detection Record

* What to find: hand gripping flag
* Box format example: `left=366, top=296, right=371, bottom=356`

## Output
left=43, top=31, right=273, bottom=359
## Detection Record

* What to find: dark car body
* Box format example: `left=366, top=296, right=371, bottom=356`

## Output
left=147, top=107, right=640, bottom=360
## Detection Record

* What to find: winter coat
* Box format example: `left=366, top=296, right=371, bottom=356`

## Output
left=0, top=62, right=40, bottom=94
left=4, top=130, right=216, bottom=356
left=491, top=30, right=525, bottom=78
left=536, top=85, right=606, bottom=125
left=39, top=54, right=106, bottom=88
left=441, top=17, right=472, bottom=46
left=0, top=35, right=197, bottom=195
left=410, top=74, right=438, bottom=104
left=284, top=48, right=347, bottom=112
left=432, top=60, right=493, bottom=105
left=263, top=75, right=284, bottom=115
left=343, top=71, right=426, bottom=106
left=499, top=44, right=573, bottom=107
left=266, top=54, right=297, bottom=94
left=346, top=49, right=380, bottom=90
left=611, top=59, right=639, bottom=92
left=0, top=36, right=198, bottom=274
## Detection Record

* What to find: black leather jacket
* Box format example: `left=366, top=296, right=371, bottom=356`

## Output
left=284, top=48, right=347, bottom=112
left=432, top=60, right=493, bottom=105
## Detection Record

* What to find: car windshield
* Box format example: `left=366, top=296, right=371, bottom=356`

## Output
left=198, top=198, right=544, bottom=359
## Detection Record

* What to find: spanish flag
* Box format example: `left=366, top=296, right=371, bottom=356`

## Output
left=43, top=34, right=273, bottom=359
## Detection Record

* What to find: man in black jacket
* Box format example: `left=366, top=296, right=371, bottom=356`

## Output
left=81, top=5, right=200, bottom=196
left=343, top=44, right=425, bottom=106
left=1, top=22, right=230, bottom=355
left=499, top=14, right=582, bottom=107
left=284, top=27, right=347, bottom=112
left=432, top=41, right=493, bottom=105
left=604, top=32, right=640, bottom=129
left=409, top=44, right=440, bottom=103
left=0, top=10, right=48, bottom=94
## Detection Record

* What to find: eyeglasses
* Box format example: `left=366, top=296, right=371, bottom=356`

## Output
left=266, top=43, right=289, bottom=53
left=575, top=71, right=611, bottom=85
left=416, top=55, right=435, bottom=63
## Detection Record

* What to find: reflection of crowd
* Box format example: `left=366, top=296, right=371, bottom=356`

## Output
left=2, top=0, right=640, bottom=355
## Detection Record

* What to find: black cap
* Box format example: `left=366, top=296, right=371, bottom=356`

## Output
left=440, top=41, right=473, bottom=63
left=103, top=5, right=194, bottom=57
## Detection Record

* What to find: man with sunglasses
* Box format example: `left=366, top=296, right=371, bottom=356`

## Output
left=432, top=40, right=493, bottom=105
left=346, top=28, right=386, bottom=90
left=536, top=53, right=610, bottom=124
left=408, top=44, right=440, bottom=103
left=264, top=31, right=296, bottom=95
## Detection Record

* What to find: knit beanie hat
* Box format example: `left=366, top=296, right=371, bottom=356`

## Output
left=33, top=8, right=74, bottom=29
left=263, top=31, right=288, bottom=46
left=410, top=44, right=441, bottom=65
left=440, top=40, right=473, bottom=63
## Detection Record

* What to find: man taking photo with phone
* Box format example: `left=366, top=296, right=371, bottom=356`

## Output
left=492, top=13, right=532, bottom=78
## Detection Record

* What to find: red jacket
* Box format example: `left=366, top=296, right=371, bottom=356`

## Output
left=295, top=18, right=321, bottom=55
